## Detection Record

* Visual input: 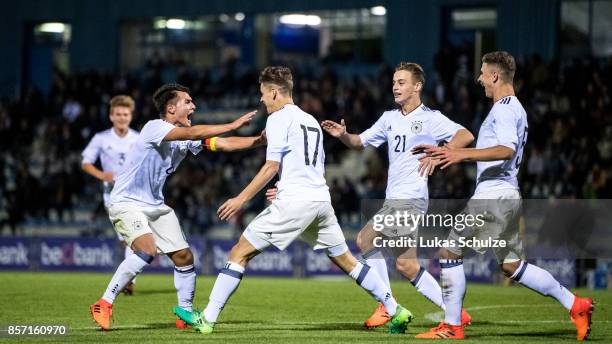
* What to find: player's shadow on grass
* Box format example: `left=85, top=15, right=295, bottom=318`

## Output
left=277, top=322, right=362, bottom=332
left=412, top=321, right=579, bottom=340
left=130, top=288, right=176, bottom=295
left=107, top=323, right=177, bottom=331
left=220, top=322, right=363, bottom=333
left=506, top=330, right=579, bottom=339
left=463, top=323, right=575, bottom=340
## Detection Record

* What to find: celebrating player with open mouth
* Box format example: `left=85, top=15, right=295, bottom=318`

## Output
left=321, top=62, right=474, bottom=329
left=89, top=83, right=255, bottom=331
left=413, top=51, right=594, bottom=340
left=175, top=66, right=413, bottom=335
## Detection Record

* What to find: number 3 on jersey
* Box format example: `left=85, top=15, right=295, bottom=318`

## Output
left=300, top=124, right=321, bottom=166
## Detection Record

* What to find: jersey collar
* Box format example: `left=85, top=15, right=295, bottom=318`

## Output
left=495, top=95, right=515, bottom=105
left=399, top=103, right=423, bottom=118
left=111, top=127, right=132, bottom=139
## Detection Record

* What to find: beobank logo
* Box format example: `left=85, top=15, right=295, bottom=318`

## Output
left=41, top=240, right=113, bottom=268
left=0, top=241, right=29, bottom=267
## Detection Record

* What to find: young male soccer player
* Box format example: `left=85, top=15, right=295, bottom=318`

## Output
left=413, top=51, right=594, bottom=340
left=89, top=83, right=255, bottom=331
left=82, top=95, right=140, bottom=295
left=175, top=66, right=413, bottom=335
left=320, top=62, right=474, bottom=328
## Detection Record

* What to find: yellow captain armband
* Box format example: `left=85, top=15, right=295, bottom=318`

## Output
left=205, top=137, right=219, bottom=151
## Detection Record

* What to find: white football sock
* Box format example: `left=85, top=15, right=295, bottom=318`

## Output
left=174, top=264, right=196, bottom=312
left=124, top=245, right=134, bottom=258
left=124, top=245, right=136, bottom=284
left=511, top=261, right=575, bottom=310
left=440, top=259, right=465, bottom=326
left=411, top=266, right=445, bottom=310
left=349, top=262, right=398, bottom=316
left=363, top=249, right=391, bottom=289
left=204, top=262, right=245, bottom=323
left=102, top=251, right=153, bottom=304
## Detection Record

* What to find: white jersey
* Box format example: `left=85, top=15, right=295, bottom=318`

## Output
left=359, top=105, right=464, bottom=200
left=266, top=104, right=330, bottom=202
left=110, top=119, right=203, bottom=208
left=82, top=128, right=139, bottom=205
left=474, top=96, right=528, bottom=195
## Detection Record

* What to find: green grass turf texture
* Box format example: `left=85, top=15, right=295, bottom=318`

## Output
left=0, top=272, right=609, bottom=343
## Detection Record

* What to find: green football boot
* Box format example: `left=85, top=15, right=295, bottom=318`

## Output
left=193, top=317, right=215, bottom=334
left=388, top=305, right=414, bottom=334
left=173, top=306, right=215, bottom=334
left=173, top=306, right=201, bottom=325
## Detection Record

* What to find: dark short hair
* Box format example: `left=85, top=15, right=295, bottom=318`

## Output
left=152, top=83, right=190, bottom=115
left=482, top=51, right=516, bottom=82
left=395, top=62, right=426, bottom=86
left=259, top=66, right=293, bottom=95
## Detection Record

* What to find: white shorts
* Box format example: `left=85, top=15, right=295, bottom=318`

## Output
left=367, top=199, right=427, bottom=238
left=108, top=203, right=189, bottom=254
left=104, top=204, right=126, bottom=242
left=244, top=200, right=346, bottom=251
left=447, top=188, right=523, bottom=264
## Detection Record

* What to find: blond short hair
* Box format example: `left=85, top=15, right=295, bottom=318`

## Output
left=110, top=95, right=135, bottom=112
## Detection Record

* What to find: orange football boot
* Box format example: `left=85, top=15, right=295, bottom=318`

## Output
left=175, top=318, right=192, bottom=329
left=416, top=322, right=464, bottom=339
left=364, top=303, right=391, bottom=329
left=90, top=299, right=113, bottom=331
left=570, top=295, right=594, bottom=341
left=460, top=309, right=472, bottom=327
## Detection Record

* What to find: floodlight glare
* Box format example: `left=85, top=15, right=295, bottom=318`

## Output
left=39, top=22, right=66, bottom=33
left=166, top=19, right=186, bottom=30
left=279, top=14, right=321, bottom=26
left=370, top=6, right=387, bottom=16
left=235, top=13, right=245, bottom=21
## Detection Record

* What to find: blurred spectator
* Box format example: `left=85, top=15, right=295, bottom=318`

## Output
left=1, top=50, right=611, bottom=236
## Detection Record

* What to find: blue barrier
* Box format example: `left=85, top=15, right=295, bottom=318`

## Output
left=210, top=239, right=294, bottom=276
left=0, top=237, right=31, bottom=270
left=0, top=236, right=576, bottom=286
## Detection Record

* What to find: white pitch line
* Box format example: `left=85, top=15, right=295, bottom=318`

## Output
left=424, top=304, right=607, bottom=324
left=496, top=320, right=612, bottom=324
left=425, top=304, right=555, bottom=322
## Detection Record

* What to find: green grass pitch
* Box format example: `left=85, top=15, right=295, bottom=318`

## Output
left=0, top=272, right=609, bottom=343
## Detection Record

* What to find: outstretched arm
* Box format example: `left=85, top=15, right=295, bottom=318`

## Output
left=164, top=111, right=256, bottom=141
left=446, top=129, right=474, bottom=149
left=321, top=119, right=364, bottom=150
left=415, top=128, right=475, bottom=176
left=217, top=160, right=280, bottom=220
left=413, top=144, right=514, bottom=171
left=453, top=145, right=514, bottom=162
left=207, top=131, right=267, bottom=152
